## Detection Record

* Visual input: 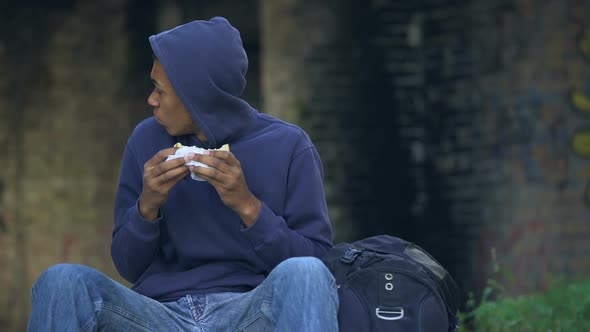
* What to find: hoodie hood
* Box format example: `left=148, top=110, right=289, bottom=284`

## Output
left=149, top=17, right=256, bottom=148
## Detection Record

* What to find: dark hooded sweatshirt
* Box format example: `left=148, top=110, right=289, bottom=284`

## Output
left=111, top=17, right=333, bottom=302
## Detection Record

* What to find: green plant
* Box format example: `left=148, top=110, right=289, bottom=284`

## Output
left=458, top=248, right=590, bottom=331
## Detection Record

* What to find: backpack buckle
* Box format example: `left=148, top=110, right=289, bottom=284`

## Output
left=340, top=248, right=362, bottom=264
left=376, top=307, right=404, bottom=320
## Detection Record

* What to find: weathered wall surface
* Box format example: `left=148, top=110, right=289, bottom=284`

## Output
left=260, top=0, right=360, bottom=241
left=1, top=0, right=589, bottom=329
left=0, top=0, right=260, bottom=329
left=262, top=0, right=590, bottom=301
left=375, top=0, right=590, bottom=295
left=0, top=1, right=133, bottom=329
left=467, top=0, right=590, bottom=294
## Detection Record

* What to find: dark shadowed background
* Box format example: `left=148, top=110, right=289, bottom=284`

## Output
left=1, top=0, right=590, bottom=329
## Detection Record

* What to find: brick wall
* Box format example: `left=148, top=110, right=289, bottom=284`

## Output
left=372, top=0, right=588, bottom=296
left=1, top=0, right=589, bottom=328
left=366, top=0, right=590, bottom=297
left=466, top=0, right=590, bottom=294
left=261, top=0, right=453, bottom=262
left=262, top=0, right=590, bottom=304
left=370, top=0, right=484, bottom=297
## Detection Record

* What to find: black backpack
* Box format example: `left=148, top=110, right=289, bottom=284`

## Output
left=321, top=235, right=460, bottom=332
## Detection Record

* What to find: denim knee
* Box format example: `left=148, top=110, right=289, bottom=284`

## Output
left=270, top=257, right=338, bottom=308
left=273, top=257, right=333, bottom=281
left=32, top=263, right=95, bottom=296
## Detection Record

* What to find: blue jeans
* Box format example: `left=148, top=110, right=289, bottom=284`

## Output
left=27, top=257, right=339, bottom=331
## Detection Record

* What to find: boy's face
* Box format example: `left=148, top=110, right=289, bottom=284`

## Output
left=148, top=60, right=205, bottom=140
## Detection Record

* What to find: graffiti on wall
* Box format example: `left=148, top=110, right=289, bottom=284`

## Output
left=485, top=88, right=570, bottom=188
left=477, top=221, right=553, bottom=293
left=488, top=1, right=590, bottom=205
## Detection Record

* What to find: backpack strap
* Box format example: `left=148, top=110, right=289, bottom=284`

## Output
left=340, top=247, right=363, bottom=264
left=333, top=247, right=362, bottom=280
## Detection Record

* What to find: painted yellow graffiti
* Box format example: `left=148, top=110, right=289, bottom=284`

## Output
left=572, top=90, right=590, bottom=115
left=571, top=129, right=590, bottom=158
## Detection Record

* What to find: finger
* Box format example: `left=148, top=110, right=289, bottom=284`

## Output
left=189, top=165, right=228, bottom=184
left=158, top=171, right=190, bottom=195
left=209, top=150, right=240, bottom=167
left=190, top=153, right=232, bottom=173
left=156, top=164, right=190, bottom=185
left=166, top=168, right=190, bottom=188
left=151, top=155, right=189, bottom=178
left=145, top=148, right=180, bottom=168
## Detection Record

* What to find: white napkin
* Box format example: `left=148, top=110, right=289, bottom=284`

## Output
left=166, top=146, right=210, bottom=181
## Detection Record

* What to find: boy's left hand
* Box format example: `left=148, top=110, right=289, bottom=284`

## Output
left=186, top=150, right=261, bottom=227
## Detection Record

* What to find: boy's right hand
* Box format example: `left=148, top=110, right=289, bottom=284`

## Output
left=139, top=148, right=189, bottom=221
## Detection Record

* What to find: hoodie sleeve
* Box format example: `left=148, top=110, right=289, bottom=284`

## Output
left=111, top=142, right=161, bottom=283
left=242, top=144, right=333, bottom=269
